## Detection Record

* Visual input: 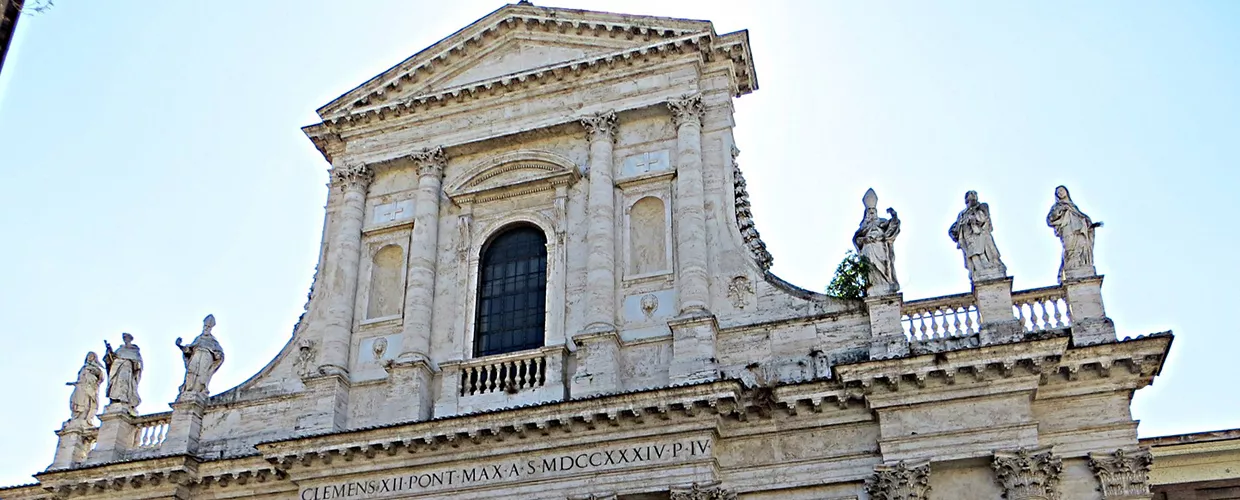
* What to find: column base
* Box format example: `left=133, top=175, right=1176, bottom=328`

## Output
left=668, top=314, right=720, bottom=385
left=382, top=359, right=436, bottom=424
left=571, top=330, right=622, bottom=398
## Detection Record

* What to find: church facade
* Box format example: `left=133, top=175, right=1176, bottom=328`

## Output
left=3, top=3, right=1222, bottom=500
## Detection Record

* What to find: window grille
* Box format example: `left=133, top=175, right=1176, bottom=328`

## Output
left=474, top=225, right=548, bottom=357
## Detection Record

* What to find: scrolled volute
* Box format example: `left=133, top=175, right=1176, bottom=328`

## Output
left=667, top=94, right=705, bottom=128
left=866, top=460, right=931, bottom=500
left=580, top=110, right=618, bottom=142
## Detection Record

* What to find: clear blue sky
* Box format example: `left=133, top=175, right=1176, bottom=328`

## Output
left=1, top=0, right=1237, bottom=485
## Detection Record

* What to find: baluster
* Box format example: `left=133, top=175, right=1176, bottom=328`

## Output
left=1037, top=300, right=1050, bottom=331
left=1014, top=301, right=1028, bottom=331
left=1051, top=298, right=1064, bottom=328
left=459, top=369, right=468, bottom=396
left=934, top=308, right=947, bottom=339
left=520, top=359, right=530, bottom=389
left=536, top=357, right=546, bottom=386
left=951, top=307, right=963, bottom=337
left=916, top=312, right=929, bottom=341
left=964, top=307, right=976, bottom=334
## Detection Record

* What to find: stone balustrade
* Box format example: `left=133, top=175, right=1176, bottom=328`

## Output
left=459, top=349, right=550, bottom=397
left=131, top=412, right=170, bottom=449
left=901, top=292, right=980, bottom=342
left=1012, top=285, right=1071, bottom=332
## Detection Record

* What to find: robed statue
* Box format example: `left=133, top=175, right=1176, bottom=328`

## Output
left=1047, top=185, right=1102, bottom=281
left=853, top=188, right=901, bottom=295
left=949, top=190, right=1007, bottom=282
left=64, top=352, right=105, bottom=429
left=176, top=314, right=225, bottom=401
left=103, top=333, right=143, bottom=412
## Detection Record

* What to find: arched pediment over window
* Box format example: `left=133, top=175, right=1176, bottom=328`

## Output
left=445, top=150, right=582, bottom=205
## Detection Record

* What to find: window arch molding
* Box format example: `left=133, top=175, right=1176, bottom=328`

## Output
left=459, top=210, right=566, bottom=360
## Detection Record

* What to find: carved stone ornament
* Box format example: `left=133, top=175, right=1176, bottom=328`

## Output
left=175, top=314, right=225, bottom=402
left=992, top=447, right=1064, bottom=500
left=866, top=460, right=931, bottom=500
left=1088, top=448, right=1153, bottom=499
left=330, top=162, right=374, bottom=192
left=410, top=146, right=447, bottom=178
left=727, top=275, right=753, bottom=308
left=640, top=294, right=659, bottom=319
left=854, top=188, right=901, bottom=295
left=64, top=351, right=105, bottom=430
left=669, top=482, right=736, bottom=500
left=580, top=110, right=618, bottom=142
left=1047, top=185, right=1102, bottom=282
left=732, top=146, right=773, bottom=271
left=667, top=94, right=705, bottom=128
left=102, top=333, right=143, bottom=413
left=294, top=338, right=317, bottom=378
left=949, top=190, right=1007, bottom=282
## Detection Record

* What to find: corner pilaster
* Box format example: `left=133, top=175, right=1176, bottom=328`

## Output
left=1089, top=448, right=1154, bottom=499
left=570, top=330, right=622, bottom=398
left=667, top=313, right=720, bottom=385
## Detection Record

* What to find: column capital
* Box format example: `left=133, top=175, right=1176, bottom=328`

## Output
left=1089, top=448, right=1154, bottom=499
left=866, top=460, right=931, bottom=500
left=330, top=161, right=374, bottom=192
left=580, top=110, right=618, bottom=142
left=992, top=447, right=1063, bottom=500
left=667, top=93, right=704, bottom=128
left=409, top=146, right=447, bottom=178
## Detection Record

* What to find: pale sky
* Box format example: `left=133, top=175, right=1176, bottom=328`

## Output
left=1, top=0, right=1237, bottom=486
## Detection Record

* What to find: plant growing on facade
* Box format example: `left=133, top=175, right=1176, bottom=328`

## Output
left=826, top=251, right=870, bottom=299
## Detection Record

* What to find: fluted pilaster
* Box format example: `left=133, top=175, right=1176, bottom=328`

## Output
left=581, top=111, right=619, bottom=333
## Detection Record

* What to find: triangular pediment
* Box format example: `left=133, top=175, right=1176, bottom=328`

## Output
left=316, top=3, right=717, bottom=119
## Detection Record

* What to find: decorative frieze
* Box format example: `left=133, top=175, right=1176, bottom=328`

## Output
left=667, top=94, right=705, bottom=127
left=1089, top=448, right=1153, bottom=499
left=670, top=482, right=736, bottom=500
left=580, top=110, right=618, bottom=142
left=865, top=460, right=931, bottom=500
left=330, top=162, right=374, bottom=192
left=992, top=447, right=1063, bottom=500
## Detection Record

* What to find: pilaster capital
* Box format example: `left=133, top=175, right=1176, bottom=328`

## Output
left=330, top=161, right=374, bottom=192
left=669, top=482, right=735, bottom=500
left=866, top=460, right=931, bottom=500
left=1088, top=448, right=1153, bottom=499
left=992, top=447, right=1064, bottom=500
left=409, top=146, right=447, bottom=178
left=667, top=94, right=705, bottom=128
left=580, top=110, right=618, bottom=143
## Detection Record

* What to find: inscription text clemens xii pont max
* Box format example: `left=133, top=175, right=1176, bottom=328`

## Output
left=300, top=438, right=713, bottom=500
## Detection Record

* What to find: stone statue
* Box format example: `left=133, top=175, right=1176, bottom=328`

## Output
left=64, top=352, right=105, bottom=429
left=1047, top=185, right=1102, bottom=281
left=103, top=333, right=143, bottom=412
left=949, top=190, right=1007, bottom=282
left=176, top=314, right=225, bottom=401
left=853, top=188, right=901, bottom=295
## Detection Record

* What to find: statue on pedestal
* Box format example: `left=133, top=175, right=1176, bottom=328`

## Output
left=64, top=352, right=105, bottom=429
left=176, top=314, right=225, bottom=401
left=949, top=190, right=1007, bottom=282
left=1046, top=185, right=1102, bottom=281
left=103, top=333, right=143, bottom=413
left=853, top=188, right=901, bottom=295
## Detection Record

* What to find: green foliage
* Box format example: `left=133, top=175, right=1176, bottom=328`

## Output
left=826, top=251, right=870, bottom=299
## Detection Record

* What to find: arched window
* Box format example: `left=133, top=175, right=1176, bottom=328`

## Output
left=475, top=225, right=548, bottom=357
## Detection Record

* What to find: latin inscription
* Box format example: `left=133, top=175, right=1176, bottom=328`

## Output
left=299, top=438, right=711, bottom=500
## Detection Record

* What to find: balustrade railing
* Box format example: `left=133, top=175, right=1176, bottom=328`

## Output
left=1013, top=285, right=1071, bottom=332
left=459, top=350, right=548, bottom=397
left=132, top=412, right=170, bottom=449
left=902, top=293, right=980, bottom=342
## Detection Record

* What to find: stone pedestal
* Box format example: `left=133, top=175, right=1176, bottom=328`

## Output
left=668, top=313, right=720, bottom=385
left=88, top=407, right=136, bottom=463
left=49, top=425, right=96, bottom=469
left=866, top=293, right=909, bottom=359
left=299, top=373, right=350, bottom=433
left=383, top=359, right=436, bottom=424
left=1064, top=276, right=1116, bottom=345
left=973, top=277, right=1022, bottom=345
left=570, top=331, right=622, bottom=398
left=162, top=394, right=207, bottom=455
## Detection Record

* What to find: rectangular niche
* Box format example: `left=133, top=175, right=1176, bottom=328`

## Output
left=357, top=226, right=411, bottom=325
left=620, top=171, right=674, bottom=281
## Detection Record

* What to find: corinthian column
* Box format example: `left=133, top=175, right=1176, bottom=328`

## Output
left=399, top=147, right=447, bottom=363
left=317, top=161, right=373, bottom=375
left=668, top=94, right=710, bottom=315
left=992, top=447, right=1064, bottom=500
left=866, top=461, right=931, bottom=500
left=581, top=111, right=619, bottom=334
